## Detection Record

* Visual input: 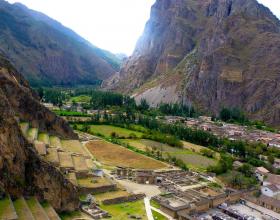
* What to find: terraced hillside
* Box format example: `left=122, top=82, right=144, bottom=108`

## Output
left=0, top=194, right=61, bottom=220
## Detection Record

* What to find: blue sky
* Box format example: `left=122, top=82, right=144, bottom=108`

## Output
left=6, top=0, right=280, bottom=55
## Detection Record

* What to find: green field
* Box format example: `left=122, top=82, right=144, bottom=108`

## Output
left=123, top=139, right=217, bottom=171
left=152, top=210, right=167, bottom=220
left=89, top=125, right=143, bottom=138
left=54, top=110, right=91, bottom=117
left=70, top=95, right=91, bottom=103
left=100, top=200, right=147, bottom=220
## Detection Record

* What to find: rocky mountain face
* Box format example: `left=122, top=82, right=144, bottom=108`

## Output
left=107, top=0, right=280, bottom=125
left=0, top=0, right=120, bottom=86
left=0, top=54, right=78, bottom=211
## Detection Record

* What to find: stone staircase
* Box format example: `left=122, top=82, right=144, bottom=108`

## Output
left=0, top=195, right=60, bottom=220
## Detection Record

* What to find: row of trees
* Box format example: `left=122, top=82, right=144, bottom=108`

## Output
left=85, top=111, right=280, bottom=174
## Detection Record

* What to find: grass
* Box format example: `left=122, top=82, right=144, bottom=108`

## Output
left=60, top=211, right=90, bottom=220
left=49, top=136, right=61, bottom=147
left=150, top=200, right=161, bottom=209
left=70, top=95, right=91, bottom=103
left=94, top=190, right=131, bottom=203
left=61, top=140, right=87, bottom=156
left=38, top=133, right=50, bottom=145
left=152, top=210, right=167, bottom=220
left=89, top=125, right=143, bottom=138
left=77, top=177, right=112, bottom=188
left=100, top=200, right=147, bottom=220
left=86, top=140, right=167, bottom=169
left=58, top=152, right=74, bottom=168
left=72, top=156, right=88, bottom=172
left=0, top=196, right=16, bottom=220
left=54, top=110, right=91, bottom=117
left=27, top=128, right=38, bottom=141
left=26, top=197, right=48, bottom=220
left=123, top=139, right=217, bottom=171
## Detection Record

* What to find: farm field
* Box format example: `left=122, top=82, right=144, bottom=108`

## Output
left=100, top=200, right=147, bottom=220
left=123, top=139, right=217, bottom=171
left=86, top=140, right=167, bottom=169
left=89, top=125, right=143, bottom=138
left=70, top=95, right=91, bottom=103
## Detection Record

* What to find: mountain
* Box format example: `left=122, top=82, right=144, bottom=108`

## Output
left=105, top=0, right=280, bottom=126
left=0, top=0, right=120, bottom=86
left=0, top=54, right=78, bottom=211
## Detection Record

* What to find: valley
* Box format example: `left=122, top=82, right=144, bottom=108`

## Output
left=0, top=0, right=280, bottom=219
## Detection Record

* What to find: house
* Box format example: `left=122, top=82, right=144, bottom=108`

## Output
left=261, top=185, right=280, bottom=198
left=255, top=167, right=270, bottom=182
left=263, top=174, right=280, bottom=186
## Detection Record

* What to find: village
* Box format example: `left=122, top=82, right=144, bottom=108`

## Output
left=162, top=116, right=280, bottom=149
left=40, top=101, right=280, bottom=220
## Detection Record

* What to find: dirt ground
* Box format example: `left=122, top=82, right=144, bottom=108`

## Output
left=85, top=140, right=167, bottom=170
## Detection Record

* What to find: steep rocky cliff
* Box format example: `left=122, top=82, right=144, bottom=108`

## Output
left=0, top=55, right=79, bottom=211
left=0, top=0, right=120, bottom=86
left=107, top=0, right=280, bottom=125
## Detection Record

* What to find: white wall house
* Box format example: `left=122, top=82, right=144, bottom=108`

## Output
left=261, top=185, right=280, bottom=198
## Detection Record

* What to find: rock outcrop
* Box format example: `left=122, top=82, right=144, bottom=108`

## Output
left=107, top=0, right=280, bottom=125
left=0, top=55, right=79, bottom=211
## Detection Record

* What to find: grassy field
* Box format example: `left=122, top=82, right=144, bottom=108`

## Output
left=152, top=210, right=167, bottom=220
left=94, top=190, right=131, bottom=203
left=86, top=140, right=167, bottom=169
left=123, top=139, right=217, bottom=171
left=100, top=200, right=147, bottom=220
left=70, top=95, right=91, bottom=103
left=77, top=177, right=112, bottom=188
left=38, top=133, right=50, bottom=145
left=89, top=125, right=143, bottom=138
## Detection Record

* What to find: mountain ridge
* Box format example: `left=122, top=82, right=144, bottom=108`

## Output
left=105, top=0, right=280, bottom=126
left=0, top=0, right=120, bottom=86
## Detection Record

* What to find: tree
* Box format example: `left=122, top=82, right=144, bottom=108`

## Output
left=138, top=99, right=150, bottom=112
left=238, top=164, right=253, bottom=177
left=268, top=155, right=275, bottom=165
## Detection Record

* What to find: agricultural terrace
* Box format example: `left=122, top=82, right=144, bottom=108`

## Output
left=123, top=139, right=217, bottom=171
left=100, top=200, right=147, bottom=220
left=61, top=140, right=88, bottom=156
left=89, top=125, right=143, bottom=138
left=38, top=133, right=50, bottom=145
left=86, top=140, right=168, bottom=169
left=49, top=136, right=62, bottom=147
